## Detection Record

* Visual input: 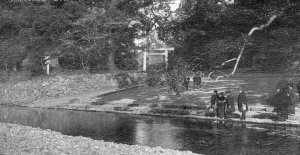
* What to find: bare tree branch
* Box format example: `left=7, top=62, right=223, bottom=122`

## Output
left=229, top=10, right=284, bottom=76
left=248, top=15, right=278, bottom=36
left=216, top=58, right=237, bottom=69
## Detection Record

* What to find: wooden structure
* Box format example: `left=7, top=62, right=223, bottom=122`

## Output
left=142, top=47, right=174, bottom=71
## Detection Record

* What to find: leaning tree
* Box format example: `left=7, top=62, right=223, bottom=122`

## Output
left=158, top=0, right=300, bottom=78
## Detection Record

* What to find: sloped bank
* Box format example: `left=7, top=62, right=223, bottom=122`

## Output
left=0, top=72, right=146, bottom=105
left=0, top=122, right=198, bottom=155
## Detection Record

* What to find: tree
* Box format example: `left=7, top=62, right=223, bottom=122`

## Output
left=0, top=1, right=75, bottom=75
left=158, top=0, right=300, bottom=75
left=0, top=0, right=178, bottom=76
left=61, top=0, right=172, bottom=72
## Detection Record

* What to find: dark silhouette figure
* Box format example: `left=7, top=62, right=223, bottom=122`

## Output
left=296, top=81, right=300, bottom=99
left=275, top=89, right=290, bottom=121
left=193, top=76, right=202, bottom=87
left=237, top=89, right=248, bottom=120
left=288, top=84, right=297, bottom=116
left=208, top=90, right=219, bottom=117
left=183, top=77, right=190, bottom=91
left=272, top=81, right=291, bottom=121
left=168, top=78, right=180, bottom=97
left=217, top=92, right=226, bottom=118
left=226, top=91, right=235, bottom=118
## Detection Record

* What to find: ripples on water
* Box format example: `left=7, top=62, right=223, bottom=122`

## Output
left=0, top=105, right=299, bottom=155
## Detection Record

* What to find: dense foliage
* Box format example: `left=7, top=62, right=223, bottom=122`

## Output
left=158, top=0, right=300, bottom=72
left=1, top=0, right=300, bottom=82
left=0, top=0, right=164, bottom=77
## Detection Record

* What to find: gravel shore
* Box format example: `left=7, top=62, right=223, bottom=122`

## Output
left=0, top=123, right=198, bottom=155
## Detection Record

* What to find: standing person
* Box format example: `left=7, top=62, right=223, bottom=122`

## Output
left=208, top=90, right=219, bottom=117
left=296, top=81, right=300, bottom=99
left=272, top=80, right=290, bottom=121
left=288, top=83, right=296, bottom=119
left=217, top=92, right=226, bottom=119
left=193, top=76, right=201, bottom=88
left=237, top=89, right=248, bottom=120
left=225, top=90, right=235, bottom=118
left=183, top=76, right=190, bottom=91
left=167, top=70, right=180, bottom=97
left=276, top=88, right=290, bottom=121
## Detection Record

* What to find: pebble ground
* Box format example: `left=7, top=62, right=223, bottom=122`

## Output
left=0, top=123, right=198, bottom=155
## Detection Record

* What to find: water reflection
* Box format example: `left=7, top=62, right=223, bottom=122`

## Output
left=135, top=120, right=181, bottom=149
left=0, top=105, right=299, bottom=155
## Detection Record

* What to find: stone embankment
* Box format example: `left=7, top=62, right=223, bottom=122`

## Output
left=0, top=122, right=198, bottom=155
left=0, top=72, right=146, bottom=105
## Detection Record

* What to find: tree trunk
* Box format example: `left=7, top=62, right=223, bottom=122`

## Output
left=230, top=14, right=279, bottom=75
left=230, top=36, right=248, bottom=75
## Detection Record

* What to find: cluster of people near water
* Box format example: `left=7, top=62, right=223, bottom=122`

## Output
left=207, top=89, right=248, bottom=120
left=207, top=80, right=298, bottom=121
left=271, top=80, right=298, bottom=121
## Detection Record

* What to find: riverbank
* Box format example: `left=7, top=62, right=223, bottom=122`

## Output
left=0, top=122, right=197, bottom=155
left=1, top=75, right=300, bottom=154
left=27, top=78, right=300, bottom=126
left=0, top=71, right=146, bottom=105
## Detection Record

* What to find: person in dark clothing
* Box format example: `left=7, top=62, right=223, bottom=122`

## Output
left=193, top=76, right=202, bottom=88
left=207, top=90, right=218, bottom=117
left=183, top=77, right=190, bottom=91
left=225, top=91, right=235, bottom=118
left=271, top=81, right=291, bottom=121
left=275, top=89, right=290, bottom=121
left=288, top=84, right=296, bottom=117
left=216, top=92, right=226, bottom=118
left=277, top=80, right=289, bottom=92
left=296, top=81, right=300, bottom=99
left=167, top=73, right=180, bottom=97
left=237, top=89, right=248, bottom=120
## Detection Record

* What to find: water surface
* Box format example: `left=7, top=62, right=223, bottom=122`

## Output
left=0, top=105, right=299, bottom=155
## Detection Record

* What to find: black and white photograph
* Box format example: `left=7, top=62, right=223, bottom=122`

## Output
left=0, top=0, right=299, bottom=154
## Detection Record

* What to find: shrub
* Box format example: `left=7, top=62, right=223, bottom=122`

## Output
left=114, top=72, right=132, bottom=88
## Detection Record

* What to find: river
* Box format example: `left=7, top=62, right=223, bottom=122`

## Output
left=0, top=105, right=299, bottom=155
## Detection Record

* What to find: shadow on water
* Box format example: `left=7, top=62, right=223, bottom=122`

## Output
left=0, top=105, right=300, bottom=155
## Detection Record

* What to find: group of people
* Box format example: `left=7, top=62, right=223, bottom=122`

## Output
left=208, top=89, right=248, bottom=120
left=207, top=80, right=299, bottom=121
left=271, top=80, right=298, bottom=121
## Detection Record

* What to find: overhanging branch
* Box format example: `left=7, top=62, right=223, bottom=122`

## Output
left=229, top=10, right=284, bottom=76
left=248, top=14, right=278, bottom=36
left=216, top=58, right=237, bottom=69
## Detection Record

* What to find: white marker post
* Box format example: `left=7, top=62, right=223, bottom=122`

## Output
left=44, top=56, right=51, bottom=75
left=143, top=51, right=147, bottom=71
